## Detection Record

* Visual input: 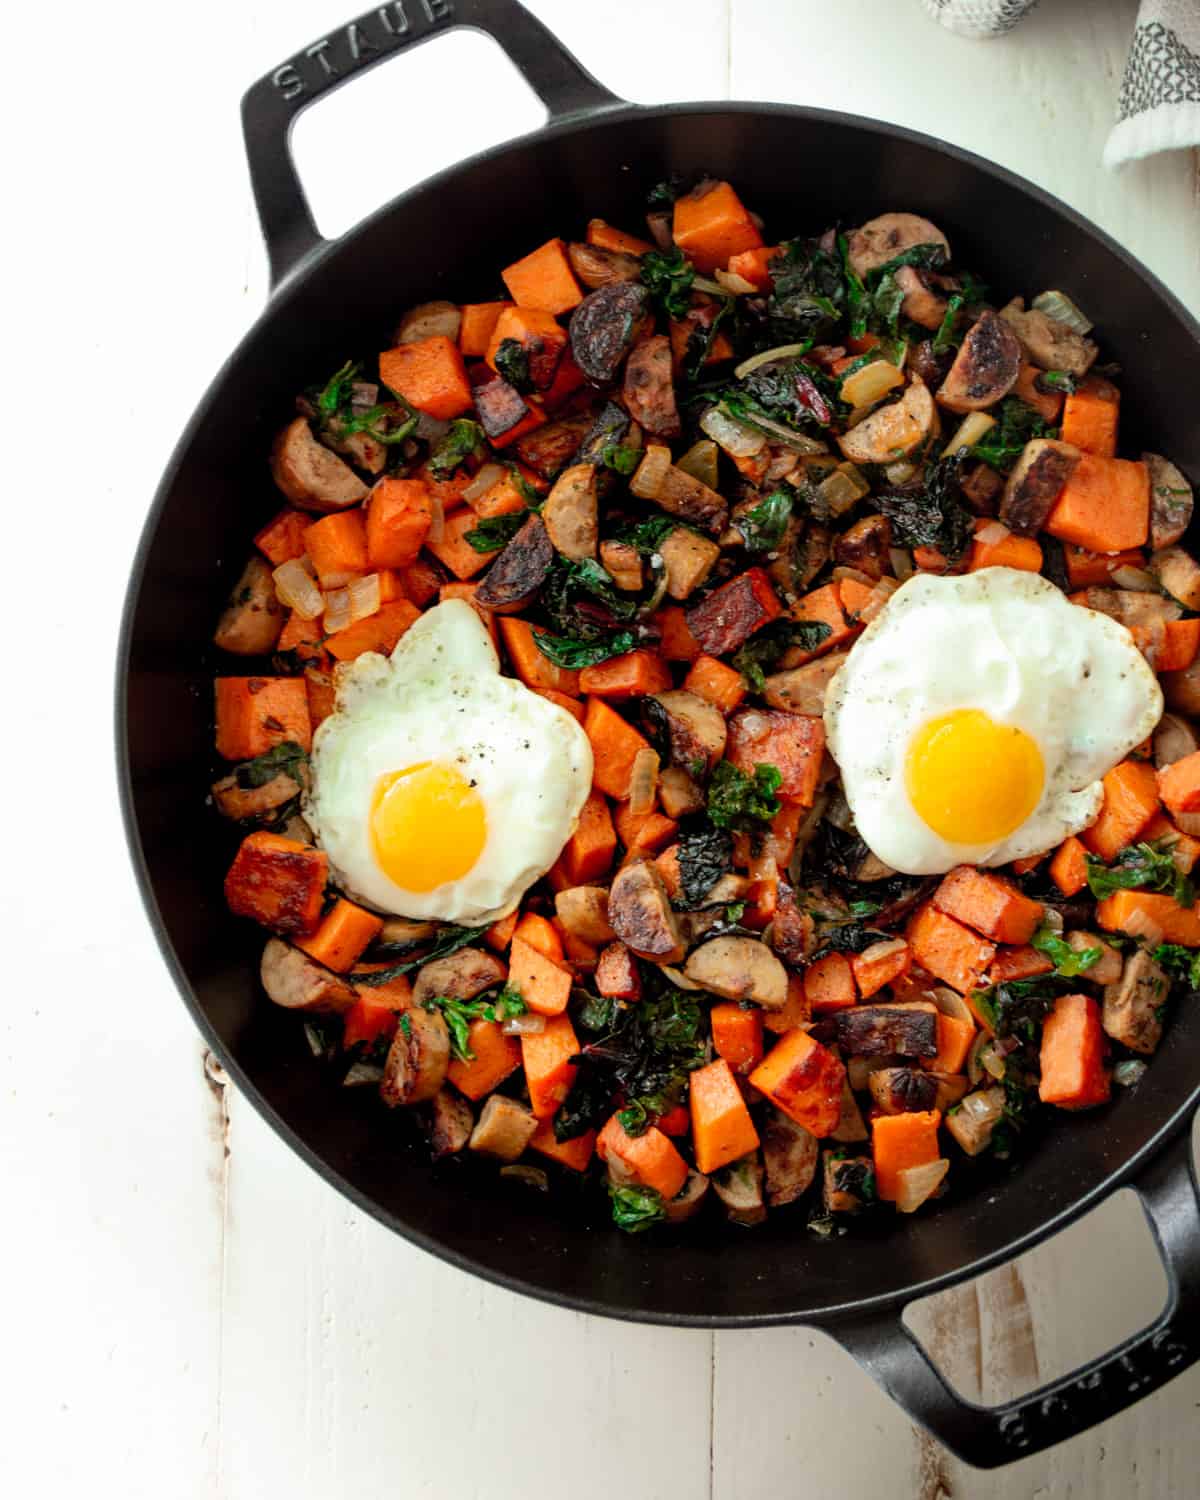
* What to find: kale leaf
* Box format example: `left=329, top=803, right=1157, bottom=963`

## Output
left=731, top=618, right=833, bottom=693
left=865, top=243, right=950, bottom=284
left=707, top=761, right=783, bottom=830
left=419, top=987, right=526, bottom=1063
left=464, top=512, right=527, bottom=553
left=640, top=247, right=695, bottom=319
left=314, top=357, right=418, bottom=447
left=675, top=824, right=735, bottom=909
left=837, top=234, right=869, bottom=340
left=878, top=454, right=974, bottom=561
left=608, top=1183, right=666, bottom=1233
left=532, top=627, right=638, bottom=669
left=931, top=292, right=965, bottom=354
left=969, top=977, right=1059, bottom=1041
left=970, top=397, right=1055, bottom=474
left=1153, top=944, right=1200, bottom=991
left=809, top=921, right=892, bottom=959
left=1037, top=370, right=1080, bottom=395
left=765, top=237, right=845, bottom=343
left=493, top=338, right=533, bottom=393
left=723, top=357, right=848, bottom=435
left=735, top=490, right=793, bottom=553
left=428, top=419, right=485, bottom=475
left=1030, top=923, right=1100, bottom=977
left=352, top=925, right=483, bottom=985
left=234, top=740, right=308, bottom=790
left=1085, top=841, right=1194, bottom=907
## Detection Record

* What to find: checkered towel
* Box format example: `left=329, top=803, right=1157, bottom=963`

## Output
left=921, top=0, right=1200, bottom=165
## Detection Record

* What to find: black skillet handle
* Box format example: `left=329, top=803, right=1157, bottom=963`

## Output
left=829, top=1127, right=1200, bottom=1469
left=241, top=0, right=625, bottom=288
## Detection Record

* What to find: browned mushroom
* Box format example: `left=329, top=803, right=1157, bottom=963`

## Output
left=541, top=463, right=599, bottom=561
left=999, top=439, right=1081, bottom=535
left=1150, top=545, right=1200, bottom=611
left=657, top=766, right=706, bottom=819
left=566, top=241, right=643, bottom=288
left=844, top=213, right=949, bottom=279
left=211, top=768, right=303, bottom=825
left=270, top=417, right=369, bottom=512
left=762, top=651, right=850, bottom=716
left=658, top=527, right=721, bottom=599
left=684, top=935, right=789, bottom=1009
left=260, top=938, right=356, bottom=1014
left=936, top=310, right=1022, bottom=413
left=631, top=444, right=730, bottom=535
left=1103, top=949, right=1169, bottom=1055
left=833, top=515, right=892, bottom=580
left=599, top=539, right=644, bottom=592
left=623, top=335, right=681, bottom=438
left=394, top=299, right=462, bottom=344
left=960, top=461, right=1004, bottom=515
left=711, top=1152, right=767, bottom=1226
left=553, top=886, right=616, bottom=945
left=894, top=265, right=949, bottom=331
left=643, top=690, right=728, bottom=774
left=474, top=514, right=555, bottom=613
left=1146, top=453, right=1194, bottom=552
left=998, top=298, right=1098, bottom=377
left=837, top=380, right=935, bottom=465
left=380, top=1007, right=450, bottom=1107
left=512, top=416, right=592, bottom=479
left=834, top=1004, right=938, bottom=1058
left=468, top=1095, right=539, bottom=1161
left=663, top=1169, right=710, bottom=1223
left=411, top=948, right=508, bottom=1009
left=427, top=1087, right=474, bottom=1159
left=867, top=1066, right=940, bottom=1115
left=607, top=860, right=685, bottom=964
left=762, top=1109, right=819, bottom=1206
left=569, top=281, right=652, bottom=384
left=769, top=886, right=816, bottom=969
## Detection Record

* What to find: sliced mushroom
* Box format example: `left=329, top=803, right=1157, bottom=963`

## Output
left=570, top=281, right=652, bottom=384
left=211, top=769, right=302, bottom=825
left=936, top=310, right=1021, bottom=413
left=1150, top=545, right=1200, bottom=611
left=1153, top=713, right=1200, bottom=768
left=468, top=1095, right=539, bottom=1161
left=411, top=947, right=507, bottom=1009
left=566, top=240, right=643, bottom=288
left=607, top=860, right=685, bottom=964
left=643, top=689, right=728, bottom=774
left=822, top=1150, right=875, bottom=1213
left=833, top=514, right=892, bottom=580
left=837, top=380, right=935, bottom=465
left=270, top=417, right=369, bottom=512
left=999, top=439, right=1081, bottom=536
left=623, top=335, right=681, bottom=439
left=474, top=513, right=555, bottom=613
left=944, top=1086, right=1005, bottom=1157
left=960, top=460, right=1005, bottom=515
left=867, top=1066, right=940, bottom=1115
left=1146, top=453, right=1195, bottom=552
left=427, top=1087, right=474, bottom=1159
left=658, top=526, right=721, bottom=600
left=554, top=886, right=616, bottom=946
left=380, top=1006, right=450, bottom=1107
left=1078, top=587, right=1181, bottom=628
left=894, top=265, right=949, bottom=331
left=541, top=463, right=599, bottom=561
left=260, top=938, right=356, bottom=1014
left=663, top=1168, right=710, bottom=1223
left=998, top=297, right=1099, bottom=377
left=657, top=765, right=706, bottom=819
left=762, top=1109, right=819, bottom=1206
left=684, top=935, right=789, bottom=1009
left=834, top=1004, right=938, bottom=1059
left=394, top=299, right=462, bottom=344
left=633, top=446, right=730, bottom=535
left=711, top=1152, right=767, bottom=1226
left=845, top=213, right=949, bottom=280
left=1103, top=949, right=1169, bottom=1056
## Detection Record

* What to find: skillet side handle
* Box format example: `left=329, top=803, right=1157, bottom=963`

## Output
left=828, top=1127, right=1200, bottom=1470
left=241, top=0, right=625, bottom=288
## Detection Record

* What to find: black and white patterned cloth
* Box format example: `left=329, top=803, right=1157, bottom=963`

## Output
left=921, top=0, right=1200, bottom=165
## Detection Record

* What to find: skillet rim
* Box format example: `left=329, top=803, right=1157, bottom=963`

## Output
left=116, top=96, right=1200, bottom=1328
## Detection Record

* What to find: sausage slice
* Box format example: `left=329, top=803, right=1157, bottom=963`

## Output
left=684, top=935, right=789, bottom=1009
left=270, top=417, right=368, bottom=512
left=607, top=860, right=685, bottom=964
left=411, top=947, right=507, bottom=1009
left=570, top=281, right=652, bottom=384
left=845, top=213, right=950, bottom=279
left=999, top=439, right=1081, bottom=536
left=260, top=938, right=356, bottom=1014
left=474, top=513, right=554, bottom=613
left=936, top=310, right=1022, bottom=413
left=380, top=1006, right=450, bottom=1106
left=623, top=335, right=681, bottom=438
left=541, top=463, right=599, bottom=561
left=213, top=555, right=285, bottom=656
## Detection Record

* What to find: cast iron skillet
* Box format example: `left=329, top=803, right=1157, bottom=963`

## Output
left=117, top=0, right=1200, bottom=1467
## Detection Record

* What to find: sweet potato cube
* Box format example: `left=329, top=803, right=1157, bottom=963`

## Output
left=379, top=335, right=473, bottom=420
left=726, top=708, right=826, bottom=807
left=672, top=179, right=763, bottom=274
left=215, top=677, right=312, bottom=761
left=1039, top=992, right=1110, bottom=1109
left=906, top=905, right=995, bottom=995
left=223, top=831, right=327, bottom=937
left=595, top=941, right=642, bottom=1000
left=932, top=865, right=1044, bottom=945
left=447, top=1021, right=522, bottom=1101
left=508, top=934, right=572, bottom=1017
left=689, top=1058, right=761, bottom=1175
left=685, top=567, right=782, bottom=655
left=501, top=237, right=583, bottom=315
left=1081, top=759, right=1160, bottom=861
left=521, top=1015, right=580, bottom=1119
left=749, top=1029, right=845, bottom=1137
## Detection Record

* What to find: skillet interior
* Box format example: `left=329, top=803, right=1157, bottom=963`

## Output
left=120, top=103, right=1200, bottom=1326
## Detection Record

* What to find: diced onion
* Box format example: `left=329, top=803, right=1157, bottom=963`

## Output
left=895, top=1159, right=949, bottom=1214
left=659, top=965, right=703, bottom=992
left=426, top=491, right=445, bottom=544
left=832, top=565, right=874, bottom=587
left=943, top=410, right=996, bottom=456
left=1111, top=565, right=1159, bottom=593
left=628, top=748, right=660, bottom=819
left=1114, top=1059, right=1148, bottom=1089
left=502, top=1013, right=546, bottom=1037
left=765, top=448, right=801, bottom=484
left=816, top=465, right=868, bottom=517
left=323, top=587, right=352, bottom=635
left=630, top=443, right=672, bottom=500
left=715, top=268, right=757, bottom=295
left=981, top=1041, right=1007, bottom=1081
left=847, top=1056, right=889, bottom=1092
left=1032, top=289, right=1094, bottom=335
left=884, top=460, right=917, bottom=486
left=890, top=547, right=915, bottom=581
left=734, top=343, right=811, bottom=380
left=342, top=1062, right=384, bottom=1087
left=975, top=521, right=1009, bottom=547
left=1122, top=908, right=1165, bottom=947
left=273, top=558, right=324, bottom=620
left=347, top=573, right=381, bottom=625
left=700, top=405, right=768, bottom=459
left=840, top=359, right=903, bottom=409
left=691, top=274, right=727, bottom=296
left=1042, top=907, right=1064, bottom=934
left=859, top=576, right=900, bottom=623
left=463, top=461, right=506, bottom=505
left=675, top=438, right=720, bottom=489
left=930, top=986, right=975, bottom=1026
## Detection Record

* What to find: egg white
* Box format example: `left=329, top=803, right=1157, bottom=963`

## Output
left=824, top=567, right=1163, bottom=875
left=304, top=600, right=594, bottom=923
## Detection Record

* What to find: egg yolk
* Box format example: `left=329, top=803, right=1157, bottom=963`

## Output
left=905, top=709, right=1044, bottom=845
left=370, top=763, right=487, bottom=892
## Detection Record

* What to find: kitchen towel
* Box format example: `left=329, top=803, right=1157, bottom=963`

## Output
left=921, top=0, right=1200, bottom=165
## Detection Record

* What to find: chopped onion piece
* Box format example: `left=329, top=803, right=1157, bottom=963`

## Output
left=323, top=586, right=352, bottom=635
left=1123, top=908, right=1164, bottom=948
left=1042, top=906, right=1064, bottom=934
left=1114, top=1059, right=1148, bottom=1089
left=631, top=443, right=672, bottom=500
left=884, top=459, right=917, bottom=486
left=691, top=274, right=727, bottom=296
left=675, top=438, right=720, bottom=489
left=502, top=1013, right=546, bottom=1037
left=765, top=448, right=801, bottom=484
left=859, top=576, right=900, bottom=623
left=347, top=573, right=381, bottom=624
left=832, top=565, right=874, bottom=587
left=895, top=1159, right=949, bottom=1214
left=715, top=268, right=757, bottom=295
left=975, top=521, right=1009, bottom=547
left=273, top=558, right=324, bottom=620
left=734, top=343, right=811, bottom=380
left=930, top=986, right=975, bottom=1026
left=700, top=405, right=768, bottom=459
left=426, top=491, right=445, bottom=544
left=816, top=464, right=869, bottom=517
left=628, top=747, right=660, bottom=819
left=840, top=359, right=903, bottom=409
left=943, top=410, right=996, bottom=456
left=342, top=1062, right=384, bottom=1087
left=463, top=461, right=506, bottom=505
left=847, top=1056, right=889, bottom=1092
left=1032, top=289, right=1094, bottom=335
left=890, top=547, right=915, bottom=581
left=736, top=408, right=829, bottom=453
left=1111, top=565, right=1159, bottom=593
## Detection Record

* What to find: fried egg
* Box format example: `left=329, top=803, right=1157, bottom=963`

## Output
left=304, top=599, right=593, bottom=923
left=824, top=567, right=1163, bottom=875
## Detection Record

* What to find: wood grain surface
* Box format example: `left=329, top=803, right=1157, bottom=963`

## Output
left=5, top=0, right=1198, bottom=1495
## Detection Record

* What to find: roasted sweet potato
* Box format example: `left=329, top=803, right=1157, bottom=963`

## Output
left=936, top=310, right=1021, bottom=413
left=685, top=568, right=782, bottom=654
left=607, top=859, right=685, bottom=964
left=225, top=832, right=327, bottom=936
left=474, top=513, right=554, bottom=613
left=623, top=335, right=680, bottom=438
left=1000, top=440, right=1081, bottom=536
left=644, top=689, right=728, bottom=774
left=726, top=708, right=826, bottom=806
left=570, top=281, right=652, bottom=384
left=595, top=940, right=642, bottom=1000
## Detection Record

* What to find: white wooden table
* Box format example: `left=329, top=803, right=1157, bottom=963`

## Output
left=7, top=0, right=1200, bottom=1494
